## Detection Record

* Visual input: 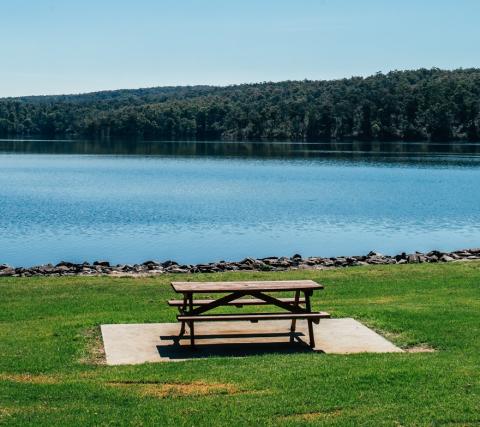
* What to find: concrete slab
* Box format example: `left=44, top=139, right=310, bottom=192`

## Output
left=101, top=318, right=402, bottom=365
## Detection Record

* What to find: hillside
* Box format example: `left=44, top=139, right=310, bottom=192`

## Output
left=1, top=68, right=480, bottom=141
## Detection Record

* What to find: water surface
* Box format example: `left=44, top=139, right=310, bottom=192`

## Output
left=1, top=139, right=480, bottom=266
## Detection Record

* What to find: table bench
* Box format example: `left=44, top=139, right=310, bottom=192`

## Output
left=169, top=280, right=330, bottom=348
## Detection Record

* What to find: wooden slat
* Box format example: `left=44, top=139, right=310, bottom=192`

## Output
left=177, top=312, right=330, bottom=322
left=171, top=280, right=323, bottom=293
left=168, top=297, right=306, bottom=306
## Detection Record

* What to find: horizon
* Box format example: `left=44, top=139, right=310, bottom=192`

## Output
left=2, top=0, right=480, bottom=97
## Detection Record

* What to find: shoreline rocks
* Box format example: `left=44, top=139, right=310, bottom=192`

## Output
left=1, top=248, right=480, bottom=277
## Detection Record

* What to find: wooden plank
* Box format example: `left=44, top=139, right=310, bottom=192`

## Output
left=177, top=312, right=331, bottom=322
left=168, top=297, right=306, bottom=306
left=171, top=280, right=323, bottom=293
left=250, top=292, right=309, bottom=313
left=189, top=292, right=247, bottom=316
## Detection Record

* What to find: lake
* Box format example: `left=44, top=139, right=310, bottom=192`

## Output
left=1, top=139, right=480, bottom=266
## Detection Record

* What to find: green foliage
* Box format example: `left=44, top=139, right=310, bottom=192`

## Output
left=1, top=262, right=480, bottom=425
left=1, top=68, right=480, bottom=142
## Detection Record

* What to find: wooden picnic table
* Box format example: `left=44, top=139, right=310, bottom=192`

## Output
left=169, top=280, right=330, bottom=348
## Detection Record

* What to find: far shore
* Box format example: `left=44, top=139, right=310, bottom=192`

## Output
left=1, top=247, right=479, bottom=278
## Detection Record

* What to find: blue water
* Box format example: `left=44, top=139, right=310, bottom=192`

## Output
left=1, top=140, right=480, bottom=266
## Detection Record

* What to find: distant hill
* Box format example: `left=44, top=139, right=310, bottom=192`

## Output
left=1, top=68, right=480, bottom=142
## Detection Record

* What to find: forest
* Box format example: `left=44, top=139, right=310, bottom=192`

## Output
left=1, top=68, right=480, bottom=142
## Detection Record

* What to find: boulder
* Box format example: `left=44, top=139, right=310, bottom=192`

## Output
left=0, top=267, right=14, bottom=276
left=454, top=251, right=471, bottom=257
left=56, top=261, right=75, bottom=268
left=407, top=254, right=420, bottom=263
left=367, top=256, right=388, bottom=265
left=93, top=260, right=110, bottom=267
left=142, top=260, right=160, bottom=267
left=322, top=259, right=335, bottom=267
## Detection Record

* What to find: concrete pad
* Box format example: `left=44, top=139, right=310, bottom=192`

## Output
left=101, top=318, right=402, bottom=365
left=313, top=318, right=403, bottom=354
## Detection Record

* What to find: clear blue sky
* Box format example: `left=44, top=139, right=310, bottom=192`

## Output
left=1, top=0, right=479, bottom=97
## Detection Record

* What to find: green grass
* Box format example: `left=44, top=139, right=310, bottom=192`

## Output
left=1, top=262, right=479, bottom=426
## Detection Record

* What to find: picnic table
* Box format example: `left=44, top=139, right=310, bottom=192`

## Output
left=168, top=280, right=330, bottom=348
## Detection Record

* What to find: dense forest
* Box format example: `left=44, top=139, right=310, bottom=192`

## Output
left=1, top=68, right=480, bottom=142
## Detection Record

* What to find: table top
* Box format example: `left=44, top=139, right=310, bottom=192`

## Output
left=171, top=280, right=323, bottom=293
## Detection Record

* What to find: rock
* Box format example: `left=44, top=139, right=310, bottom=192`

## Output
left=93, top=260, right=110, bottom=267
left=238, top=264, right=255, bottom=270
left=264, top=257, right=291, bottom=268
left=0, top=267, right=14, bottom=276
left=197, top=264, right=217, bottom=273
left=3, top=246, right=480, bottom=277
left=37, top=264, right=55, bottom=273
left=454, top=251, right=471, bottom=257
left=56, top=261, right=75, bottom=268
left=260, top=257, right=278, bottom=263
left=346, top=257, right=359, bottom=265
left=162, top=260, right=178, bottom=268
left=367, top=256, right=387, bottom=264
left=142, top=260, right=160, bottom=267
left=407, top=254, right=419, bottom=263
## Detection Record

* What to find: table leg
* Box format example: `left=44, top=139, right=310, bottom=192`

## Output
left=290, top=290, right=300, bottom=343
left=179, top=293, right=187, bottom=336
left=305, top=291, right=315, bottom=348
left=188, top=293, right=195, bottom=348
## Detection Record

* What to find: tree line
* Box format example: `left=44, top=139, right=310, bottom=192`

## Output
left=1, top=68, right=480, bottom=142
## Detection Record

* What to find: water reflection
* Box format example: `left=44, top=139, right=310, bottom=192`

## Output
left=1, top=139, right=480, bottom=165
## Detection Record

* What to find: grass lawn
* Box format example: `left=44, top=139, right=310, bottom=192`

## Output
left=1, top=262, right=479, bottom=426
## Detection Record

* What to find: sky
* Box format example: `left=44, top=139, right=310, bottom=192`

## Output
left=1, top=0, right=479, bottom=97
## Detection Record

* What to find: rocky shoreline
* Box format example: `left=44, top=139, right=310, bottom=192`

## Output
left=1, top=248, right=480, bottom=277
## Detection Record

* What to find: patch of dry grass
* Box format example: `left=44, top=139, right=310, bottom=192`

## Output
left=278, top=408, right=342, bottom=422
left=405, top=344, right=437, bottom=353
left=0, top=407, right=20, bottom=419
left=107, top=380, right=238, bottom=398
left=0, top=373, right=59, bottom=385
left=78, top=326, right=106, bottom=365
